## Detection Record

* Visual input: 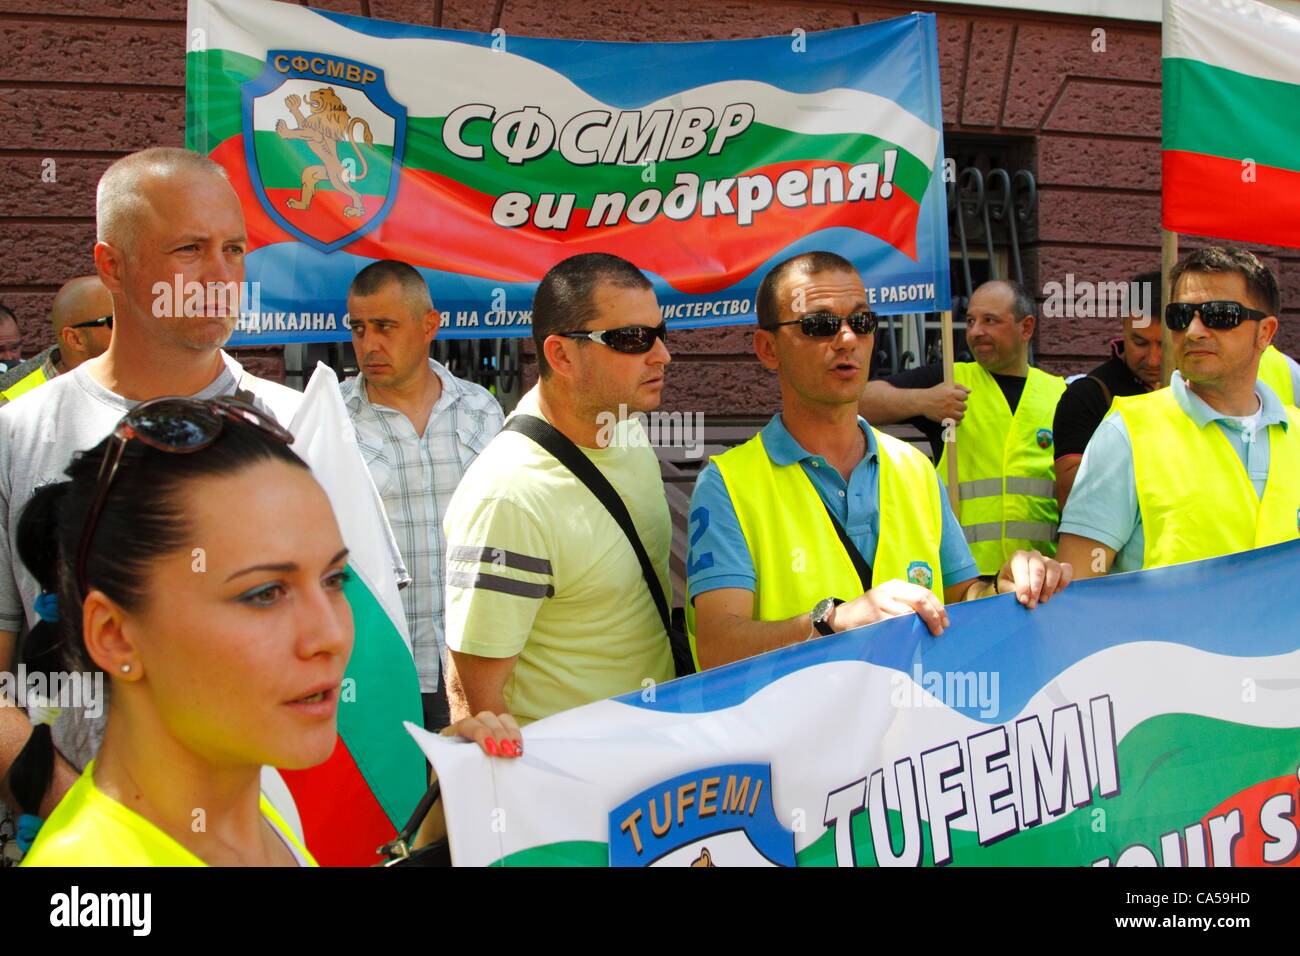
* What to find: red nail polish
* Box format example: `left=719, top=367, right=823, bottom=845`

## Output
left=500, top=739, right=516, bottom=757
left=484, top=737, right=498, bottom=756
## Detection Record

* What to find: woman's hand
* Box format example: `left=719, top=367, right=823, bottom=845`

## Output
left=440, top=710, right=523, bottom=758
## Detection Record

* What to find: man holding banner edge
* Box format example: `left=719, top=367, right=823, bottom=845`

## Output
left=687, top=252, right=1071, bottom=670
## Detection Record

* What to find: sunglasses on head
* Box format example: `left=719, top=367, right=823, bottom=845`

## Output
left=766, top=310, right=879, bottom=338
left=1164, top=300, right=1269, bottom=331
left=69, top=315, right=112, bottom=330
left=76, top=396, right=293, bottom=600
left=557, top=323, right=668, bottom=354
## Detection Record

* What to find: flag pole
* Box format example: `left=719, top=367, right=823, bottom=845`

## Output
left=1160, top=229, right=1178, bottom=386
left=940, top=309, right=959, bottom=511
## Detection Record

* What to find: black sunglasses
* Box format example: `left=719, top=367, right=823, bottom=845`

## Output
left=76, top=396, right=293, bottom=599
left=69, top=314, right=113, bottom=330
left=766, top=310, right=878, bottom=337
left=557, top=323, right=668, bottom=354
left=1165, top=301, right=1270, bottom=331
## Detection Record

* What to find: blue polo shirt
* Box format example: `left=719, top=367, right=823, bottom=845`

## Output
left=1059, top=371, right=1290, bottom=572
left=687, top=414, right=979, bottom=602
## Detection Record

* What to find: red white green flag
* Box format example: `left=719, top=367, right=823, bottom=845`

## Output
left=279, top=365, right=426, bottom=866
left=1162, top=0, right=1300, bottom=247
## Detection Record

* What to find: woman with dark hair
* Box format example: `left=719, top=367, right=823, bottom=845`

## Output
left=12, top=397, right=520, bottom=866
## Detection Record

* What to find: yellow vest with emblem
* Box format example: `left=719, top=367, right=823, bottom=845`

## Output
left=686, top=427, right=946, bottom=665
left=1114, top=387, right=1300, bottom=568
left=936, top=362, right=1066, bottom=574
left=1257, top=345, right=1295, bottom=406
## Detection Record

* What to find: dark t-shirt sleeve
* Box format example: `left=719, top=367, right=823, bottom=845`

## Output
left=1053, top=377, right=1111, bottom=459
left=880, top=363, right=945, bottom=457
left=882, top=363, right=945, bottom=390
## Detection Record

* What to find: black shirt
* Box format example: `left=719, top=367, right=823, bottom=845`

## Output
left=1052, top=352, right=1149, bottom=460
left=882, top=362, right=1028, bottom=459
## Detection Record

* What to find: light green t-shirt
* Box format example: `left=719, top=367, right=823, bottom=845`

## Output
left=443, top=387, right=675, bottom=724
left=21, top=761, right=317, bottom=867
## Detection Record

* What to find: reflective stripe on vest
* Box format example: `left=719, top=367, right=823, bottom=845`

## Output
left=687, top=427, right=946, bottom=664
left=1258, top=345, right=1296, bottom=407
left=936, top=362, right=1067, bottom=574
left=1117, top=387, right=1300, bottom=568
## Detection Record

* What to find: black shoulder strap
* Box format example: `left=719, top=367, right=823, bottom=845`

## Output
left=502, top=414, right=675, bottom=636
left=1085, top=374, right=1113, bottom=410
left=820, top=500, right=873, bottom=594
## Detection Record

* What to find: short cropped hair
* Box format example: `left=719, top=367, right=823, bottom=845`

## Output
left=1168, top=246, right=1280, bottom=316
left=971, top=279, right=1035, bottom=323
left=96, top=148, right=230, bottom=255
left=531, top=253, right=652, bottom=376
left=756, top=251, right=857, bottom=329
left=0, top=304, right=16, bottom=331
left=349, top=259, right=433, bottom=317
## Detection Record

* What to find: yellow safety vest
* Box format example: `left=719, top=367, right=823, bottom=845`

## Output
left=1258, top=345, right=1295, bottom=406
left=1116, top=387, right=1300, bottom=568
left=0, top=364, right=51, bottom=405
left=936, top=362, right=1066, bottom=574
left=687, top=427, right=946, bottom=664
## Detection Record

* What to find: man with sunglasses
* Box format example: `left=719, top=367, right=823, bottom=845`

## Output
left=0, top=277, right=114, bottom=409
left=1057, top=246, right=1300, bottom=577
left=858, top=280, right=1066, bottom=576
left=443, top=253, right=677, bottom=724
left=0, top=147, right=305, bottom=819
left=688, top=253, right=1070, bottom=669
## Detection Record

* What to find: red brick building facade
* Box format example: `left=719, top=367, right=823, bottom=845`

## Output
left=3, top=0, right=1296, bottom=408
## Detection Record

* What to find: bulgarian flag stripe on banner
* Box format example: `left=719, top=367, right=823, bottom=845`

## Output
left=1162, top=0, right=1300, bottom=247
left=185, top=0, right=951, bottom=345
left=415, top=539, right=1300, bottom=867
left=281, top=365, right=426, bottom=867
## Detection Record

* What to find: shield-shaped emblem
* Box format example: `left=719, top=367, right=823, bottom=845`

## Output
left=242, top=50, right=406, bottom=253
left=608, top=763, right=796, bottom=867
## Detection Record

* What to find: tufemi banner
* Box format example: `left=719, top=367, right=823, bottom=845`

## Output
left=413, top=540, right=1300, bottom=867
left=185, top=0, right=951, bottom=345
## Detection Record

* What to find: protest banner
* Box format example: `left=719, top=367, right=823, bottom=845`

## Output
left=1162, top=0, right=1300, bottom=247
left=415, top=540, right=1300, bottom=866
left=278, top=364, right=426, bottom=866
left=185, top=0, right=951, bottom=344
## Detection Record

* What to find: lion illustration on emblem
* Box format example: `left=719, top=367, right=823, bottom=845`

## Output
left=274, top=87, right=374, bottom=218
left=691, top=847, right=716, bottom=867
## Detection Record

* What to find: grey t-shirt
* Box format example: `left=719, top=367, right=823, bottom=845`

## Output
left=0, top=351, right=302, bottom=768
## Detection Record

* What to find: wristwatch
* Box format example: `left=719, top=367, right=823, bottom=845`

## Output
left=810, top=597, right=844, bottom=638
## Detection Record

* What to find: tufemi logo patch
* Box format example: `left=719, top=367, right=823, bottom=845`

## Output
left=1036, top=428, right=1053, bottom=450
left=609, top=763, right=795, bottom=866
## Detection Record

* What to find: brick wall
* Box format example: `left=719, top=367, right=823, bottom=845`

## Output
left=3, top=0, right=1295, bottom=401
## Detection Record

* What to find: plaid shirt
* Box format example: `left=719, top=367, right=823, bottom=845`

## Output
left=341, top=360, right=504, bottom=691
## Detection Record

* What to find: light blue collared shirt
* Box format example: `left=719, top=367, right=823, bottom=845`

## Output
left=687, top=414, right=979, bottom=600
left=1059, top=371, right=1290, bottom=572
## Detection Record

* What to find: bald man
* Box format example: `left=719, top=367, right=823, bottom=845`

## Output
left=0, top=147, right=304, bottom=818
left=859, top=279, right=1067, bottom=575
left=0, top=277, right=114, bottom=408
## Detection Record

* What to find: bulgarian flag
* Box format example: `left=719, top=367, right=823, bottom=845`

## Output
left=278, top=364, right=426, bottom=866
left=1162, top=0, right=1300, bottom=247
